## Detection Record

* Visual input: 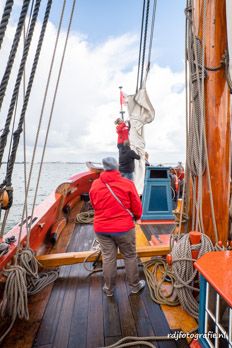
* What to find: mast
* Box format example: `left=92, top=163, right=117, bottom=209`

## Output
left=193, top=0, right=230, bottom=243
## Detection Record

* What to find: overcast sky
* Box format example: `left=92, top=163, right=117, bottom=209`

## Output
left=0, top=0, right=186, bottom=165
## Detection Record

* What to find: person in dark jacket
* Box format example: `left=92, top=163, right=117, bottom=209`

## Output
left=89, top=157, right=145, bottom=297
left=119, top=140, right=140, bottom=180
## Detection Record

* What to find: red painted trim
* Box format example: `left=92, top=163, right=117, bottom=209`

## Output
left=0, top=170, right=99, bottom=271
left=190, top=339, right=202, bottom=348
left=195, top=251, right=232, bottom=307
left=138, top=219, right=176, bottom=225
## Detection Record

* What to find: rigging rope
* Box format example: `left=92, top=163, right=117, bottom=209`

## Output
left=140, top=0, right=150, bottom=88
left=185, top=0, right=218, bottom=241
left=146, top=0, right=157, bottom=73
left=136, top=0, right=146, bottom=93
left=0, top=0, right=41, bottom=172
left=0, top=0, right=31, bottom=113
left=0, top=0, right=14, bottom=51
left=18, top=0, right=67, bottom=244
left=136, top=0, right=157, bottom=91
left=27, top=0, right=76, bottom=238
left=4, top=0, right=53, bottom=189
left=0, top=0, right=78, bottom=342
left=0, top=1, right=35, bottom=233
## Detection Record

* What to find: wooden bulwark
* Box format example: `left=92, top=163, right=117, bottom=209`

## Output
left=37, top=245, right=170, bottom=268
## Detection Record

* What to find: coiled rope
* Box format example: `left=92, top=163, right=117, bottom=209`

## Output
left=0, top=0, right=14, bottom=51
left=0, top=265, right=28, bottom=343
left=143, top=258, right=179, bottom=306
left=98, top=335, right=175, bottom=348
left=143, top=233, right=214, bottom=320
left=76, top=210, right=94, bottom=224
left=171, top=233, right=214, bottom=319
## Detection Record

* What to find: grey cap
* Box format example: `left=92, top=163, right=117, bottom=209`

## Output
left=102, top=157, right=118, bottom=171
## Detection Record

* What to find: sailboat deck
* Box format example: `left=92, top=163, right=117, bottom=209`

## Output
left=33, top=224, right=188, bottom=348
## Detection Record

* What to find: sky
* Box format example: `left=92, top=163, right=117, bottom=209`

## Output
left=0, top=0, right=186, bottom=165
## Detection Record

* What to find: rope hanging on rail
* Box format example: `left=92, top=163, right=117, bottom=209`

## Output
left=0, top=0, right=14, bottom=51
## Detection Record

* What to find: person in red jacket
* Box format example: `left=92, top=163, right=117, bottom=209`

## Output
left=115, top=118, right=130, bottom=149
left=89, top=157, right=145, bottom=297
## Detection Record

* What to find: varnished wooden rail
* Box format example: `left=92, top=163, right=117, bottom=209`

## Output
left=37, top=245, right=170, bottom=268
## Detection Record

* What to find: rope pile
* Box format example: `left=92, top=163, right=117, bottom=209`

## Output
left=0, top=248, right=59, bottom=343
left=76, top=210, right=94, bottom=224
left=98, top=335, right=175, bottom=348
left=171, top=233, right=214, bottom=319
left=143, top=258, right=179, bottom=306
left=143, top=233, right=214, bottom=319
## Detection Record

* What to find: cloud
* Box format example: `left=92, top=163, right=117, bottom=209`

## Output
left=0, top=5, right=186, bottom=166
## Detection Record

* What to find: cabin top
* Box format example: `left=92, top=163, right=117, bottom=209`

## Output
left=195, top=251, right=232, bottom=307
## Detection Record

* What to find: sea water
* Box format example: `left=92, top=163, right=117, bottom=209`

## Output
left=0, top=162, right=87, bottom=233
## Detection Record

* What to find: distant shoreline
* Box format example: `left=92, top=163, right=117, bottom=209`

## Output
left=1, top=162, right=98, bottom=164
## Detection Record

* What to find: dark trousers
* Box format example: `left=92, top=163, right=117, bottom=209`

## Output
left=95, top=229, right=140, bottom=291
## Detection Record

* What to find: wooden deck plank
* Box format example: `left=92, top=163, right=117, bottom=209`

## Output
left=67, top=226, right=93, bottom=348
left=52, top=267, right=79, bottom=348
left=104, top=336, right=122, bottom=346
left=33, top=265, right=72, bottom=346
left=128, top=287, right=158, bottom=347
left=103, top=288, right=121, bottom=338
left=67, top=266, right=90, bottom=348
left=87, top=273, right=104, bottom=348
left=35, top=224, right=94, bottom=348
left=141, top=286, right=177, bottom=348
left=116, top=264, right=137, bottom=338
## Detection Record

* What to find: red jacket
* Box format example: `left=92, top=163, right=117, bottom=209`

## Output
left=116, top=122, right=129, bottom=144
left=89, top=170, right=142, bottom=233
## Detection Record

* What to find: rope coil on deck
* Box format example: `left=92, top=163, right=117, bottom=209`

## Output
left=98, top=335, right=175, bottom=348
left=171, top=233, right=214, bottom=319
left=143, top=232, right=214, bottom=319
left=76, top=210, right=94, bottom=224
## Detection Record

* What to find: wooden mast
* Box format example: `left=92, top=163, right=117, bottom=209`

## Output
left=193, top=0, right=230, bottom=243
